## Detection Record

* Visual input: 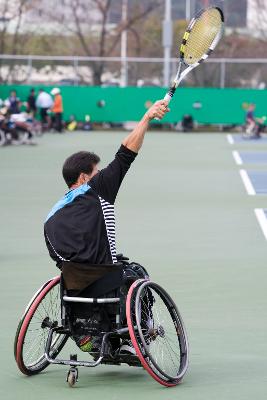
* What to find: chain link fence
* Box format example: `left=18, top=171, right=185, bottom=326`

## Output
left=0, top=55, right=267, bottom=89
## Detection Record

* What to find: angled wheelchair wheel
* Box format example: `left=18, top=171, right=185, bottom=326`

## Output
left=126, top=280, right=189, bottom=387
left=14, top=276, right=68, bottom=375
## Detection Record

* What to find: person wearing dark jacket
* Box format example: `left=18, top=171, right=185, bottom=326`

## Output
left=27, top=88, right=37, bottom=117
left=44, top=99, right=170, bottom=353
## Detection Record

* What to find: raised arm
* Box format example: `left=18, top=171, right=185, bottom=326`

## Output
left=90, top=100, right=170, bottom=204
left=122, top=100, right=170, bottom=153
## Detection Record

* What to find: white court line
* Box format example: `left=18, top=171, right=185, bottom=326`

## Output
left=232, top=150, right=243, bottom=165
left=239, top=169, right=256, bottom=195
left=227, top=134, right=234, bottom=145
left=255, top=209, right=267, bottom=240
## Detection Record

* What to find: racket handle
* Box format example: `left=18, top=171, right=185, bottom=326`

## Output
left=164, top=85, right=177, bottom=104
left=154, top=87, right=176, bottom=120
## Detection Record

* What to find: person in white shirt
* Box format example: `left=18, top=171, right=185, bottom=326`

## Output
left=36, top=89, right=53, bottom=130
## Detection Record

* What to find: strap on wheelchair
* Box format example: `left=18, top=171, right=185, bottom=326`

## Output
left=61, top=261, right=123, bottom=292
left=77, top=267, right=124, bottom=298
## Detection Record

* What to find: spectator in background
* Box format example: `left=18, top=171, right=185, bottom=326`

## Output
left=182, top=114, right=194, bottom=132
left=6, top=90, right=21, bottom=114
left=245, top=103, right=263, bottom=138
left=66, top=114, right=77, bottom=131
left=36, top=89, right=53, bottom=130
left=246, top=103, right=256, bottom=126
left=27, top=88, right=37, bottom=117
left=51, top=88, right=63, bottom=133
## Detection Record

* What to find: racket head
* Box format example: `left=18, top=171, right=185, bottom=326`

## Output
left=180, top=7, right=224, bottom=66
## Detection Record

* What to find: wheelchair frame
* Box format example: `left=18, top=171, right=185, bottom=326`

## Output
left=14, top=274, right=189, bottom=387
left=44, top=283, right=139, bottom=370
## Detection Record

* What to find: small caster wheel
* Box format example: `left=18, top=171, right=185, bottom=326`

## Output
left=66, top=367, right=78, bottom=387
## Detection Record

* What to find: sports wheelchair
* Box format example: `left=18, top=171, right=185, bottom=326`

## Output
left=14, top=259, right=189, bottom=388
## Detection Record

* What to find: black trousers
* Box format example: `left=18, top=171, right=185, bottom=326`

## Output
left=40, top=108, right=49, bottom=124
left=54, top=113, right=62, bottom=132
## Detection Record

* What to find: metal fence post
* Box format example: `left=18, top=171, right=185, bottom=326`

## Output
left=220, top=59, right=226, bottom=88
left=74, top=58, right=79, bottom=85
left=27, top=56, right=32, bottom=84
left=120, top=0, right=128, bottom=87
left=163, top=0, right=173, bottom=87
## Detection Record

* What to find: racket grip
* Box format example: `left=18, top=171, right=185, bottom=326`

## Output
left=164, top=86, right=177, bottom=104
left=154, top=87, right=176, bottom=120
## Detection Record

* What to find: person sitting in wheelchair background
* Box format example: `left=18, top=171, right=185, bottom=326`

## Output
left=244, top=103, right=265, bottom=139
left=44, top=100, right=170, bottom=355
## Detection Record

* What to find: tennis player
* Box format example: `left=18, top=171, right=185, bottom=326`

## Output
left=44, top=99, right=169, bottom=351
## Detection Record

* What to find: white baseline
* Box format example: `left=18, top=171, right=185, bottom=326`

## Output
left=232, top=151, right=243, bottom=165
left=227, top=134, right=234, bottom=145
left=255, top=209, right=267, bottom=241
left=239, top=169, right=256, bottom=195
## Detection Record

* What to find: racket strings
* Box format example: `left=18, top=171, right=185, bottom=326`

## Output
left=183, top=8, right=222, bottom=65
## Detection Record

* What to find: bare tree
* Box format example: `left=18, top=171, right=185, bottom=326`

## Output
left=37, top=0, right=161, bottom=85
left=248, top=0, right=267, bottom=38
left=0, top=0, right=35, bottom=83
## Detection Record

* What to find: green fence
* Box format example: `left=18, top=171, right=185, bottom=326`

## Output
left=1, top=85, right=267, bottom=124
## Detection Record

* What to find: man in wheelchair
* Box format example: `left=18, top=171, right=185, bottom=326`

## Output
left=44, top=100, right=169, bottom=355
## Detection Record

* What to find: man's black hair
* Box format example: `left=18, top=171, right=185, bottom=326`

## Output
left=62, top=151, right=100, bottom=188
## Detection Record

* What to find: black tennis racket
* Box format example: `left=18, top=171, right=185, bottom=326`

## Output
left=164, top=7, right=224, bottom=103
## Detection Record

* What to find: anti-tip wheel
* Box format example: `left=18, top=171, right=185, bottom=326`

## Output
left=67, top=368, right=78, bottom=387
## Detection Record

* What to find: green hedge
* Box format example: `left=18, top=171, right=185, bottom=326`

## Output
left=1, top=85, right=266, bottom=124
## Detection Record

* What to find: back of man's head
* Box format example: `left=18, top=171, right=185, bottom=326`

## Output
left=62, top=151, right=100, bottom=188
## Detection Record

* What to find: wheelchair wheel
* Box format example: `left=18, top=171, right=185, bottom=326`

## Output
left=14, top=276, right=68, bottom=375
left=126, top=280, right=189, bottom=387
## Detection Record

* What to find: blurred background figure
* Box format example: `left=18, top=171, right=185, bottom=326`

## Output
left=51, top=88, right=63, bottom=133
left=27, top=88, right=37, bottom=118
left=244, top=103, right=265, bottom=139
left=82, top=114, right=92, bottom=131
left=66, top=114, right=77, bottom=131
left=6, top=90, right=21, bottom=115
left=36, top=89, right=53, bottom=131
left=182, top=114, right=194, bottom=132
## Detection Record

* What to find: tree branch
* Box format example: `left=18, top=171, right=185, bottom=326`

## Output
left=106, top=2, right=161, bottom=56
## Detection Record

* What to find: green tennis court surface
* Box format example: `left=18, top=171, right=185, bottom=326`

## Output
left=1, top=131, right=267, bottom=400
